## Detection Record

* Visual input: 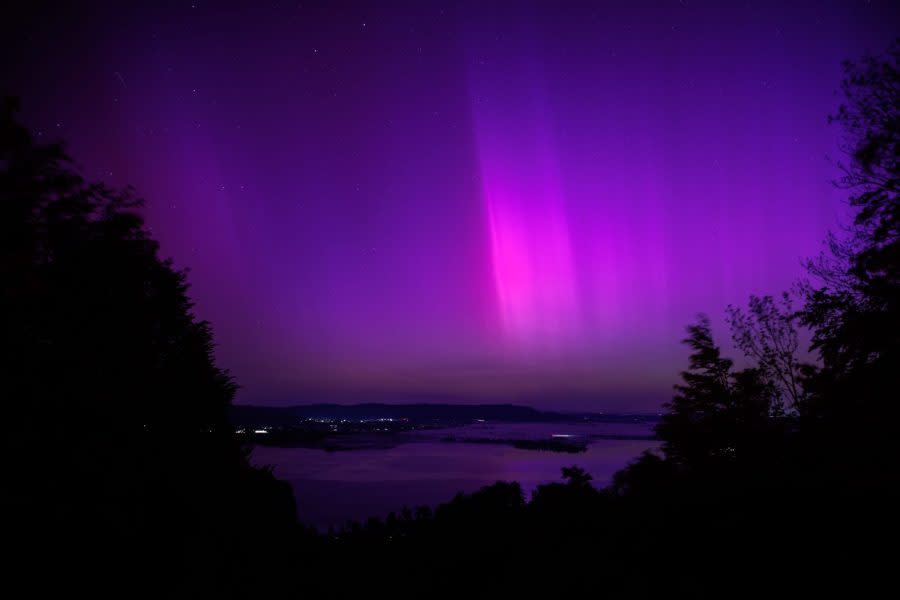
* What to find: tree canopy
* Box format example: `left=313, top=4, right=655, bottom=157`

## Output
left=802, top=41, right=900, bottom=418
left=1, top=97, right=295, bottom=598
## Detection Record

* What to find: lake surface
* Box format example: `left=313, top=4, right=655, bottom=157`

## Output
left=250, top=420, right=658, bottom=530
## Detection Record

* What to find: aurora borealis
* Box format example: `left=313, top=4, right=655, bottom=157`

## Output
left=3, top=1, right=898, bottom=410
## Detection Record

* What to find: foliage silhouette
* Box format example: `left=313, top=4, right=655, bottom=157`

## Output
left=1, top=97, right=296, bottom=598
left=801, top=40, right=900, bottom=421
left=655, top=315, right=781, bottom=468
left=726, top=293, right=808, bottom=411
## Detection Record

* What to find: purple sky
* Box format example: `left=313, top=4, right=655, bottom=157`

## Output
left=3, top=1, right=898, bottom=410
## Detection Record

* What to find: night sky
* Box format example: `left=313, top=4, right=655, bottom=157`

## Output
left=3, top=1, right=898, bottom=410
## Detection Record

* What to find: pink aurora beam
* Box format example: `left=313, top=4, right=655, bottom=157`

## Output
left=472, top=86, right=579, bottom=350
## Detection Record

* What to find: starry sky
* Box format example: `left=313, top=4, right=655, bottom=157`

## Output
left=3, top=1, right=898, bottom=410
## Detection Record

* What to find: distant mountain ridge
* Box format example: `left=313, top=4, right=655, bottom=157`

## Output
left=228, top=402, right=659, bottom=427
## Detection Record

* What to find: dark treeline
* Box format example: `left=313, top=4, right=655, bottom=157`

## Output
left=2, top=42, right=899, bottom=598
left=0, top=97, right=297, bottom=597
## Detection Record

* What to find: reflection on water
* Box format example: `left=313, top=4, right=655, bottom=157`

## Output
left=250, top=421, right=658, bottom=530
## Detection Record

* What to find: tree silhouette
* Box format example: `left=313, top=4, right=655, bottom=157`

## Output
left=560, top=465, right=592, bottom=487
left=656, top=315, right=779, bottom=468
left=802, top=40, right=900, bottom=419
left=0, top=96, right=238, bottom=434
left=1, top=97, right=296, bottom=597
left=727, top=294, right=807, bottom=412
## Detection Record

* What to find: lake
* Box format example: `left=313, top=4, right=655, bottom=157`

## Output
left=250, top=420, right=658, bottom=530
